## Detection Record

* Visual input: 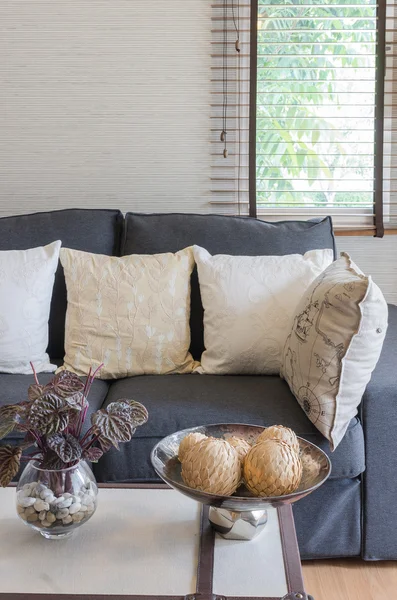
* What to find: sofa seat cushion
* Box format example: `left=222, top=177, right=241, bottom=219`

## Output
left=95, top=374, right=365, bottom=483
left=0, top=372, right=109, bottom=440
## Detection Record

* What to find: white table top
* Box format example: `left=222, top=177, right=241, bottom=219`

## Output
left=0, top=486, right=292, bottom=599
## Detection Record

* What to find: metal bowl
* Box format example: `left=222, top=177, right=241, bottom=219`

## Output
left=151, top=423, right=331, bottom=540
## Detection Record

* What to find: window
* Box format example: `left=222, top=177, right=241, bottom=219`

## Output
left=255, top=0, right=378, bottom=232
left=211, top=0, right=396, bottom=236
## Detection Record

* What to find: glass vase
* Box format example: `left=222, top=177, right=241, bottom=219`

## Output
left=16, top=460, right=98, bottom=539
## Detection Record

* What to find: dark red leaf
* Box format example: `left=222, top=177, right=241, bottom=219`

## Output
left=46, top=370, right=84, bottom=399
left=28, top=384, right=45, bottom=402
left=82, top=447, right=103, bottom=463
left=0, top=445, right=22, bottom=487
left=28, top=393, right=69, bottom=435
left=47, top=433, right=82, bottom=463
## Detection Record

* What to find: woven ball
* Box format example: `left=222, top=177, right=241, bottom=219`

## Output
left=256, top=425, right=300, bottom=455
left=300, top=452, right=321, bottom=487
left=243, top=439, right=302, bottom=497
left=226, top=436, right=251, bottom=462
left=178, top=432, right=207, bottom=462
left=181, top=437, right=241, bottom=496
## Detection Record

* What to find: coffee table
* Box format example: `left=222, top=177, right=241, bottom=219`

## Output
left=0, top=484, right=312, bottom=600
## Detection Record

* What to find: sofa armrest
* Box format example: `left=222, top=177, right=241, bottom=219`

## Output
left=361, top=303, right=397, bottom=559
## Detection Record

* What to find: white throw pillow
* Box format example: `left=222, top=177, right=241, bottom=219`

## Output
left=193, top=246, right=333, bottom=375
left=0, top=241, right=61, bottom=374
left=281, top=253, right=388, bottom=450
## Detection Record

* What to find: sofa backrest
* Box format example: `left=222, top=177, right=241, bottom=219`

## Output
left=0, top=209, right=123, bottom=359
left=0, top=210, right=335, bottom=362
left=122, top=213, right=336, bottom=360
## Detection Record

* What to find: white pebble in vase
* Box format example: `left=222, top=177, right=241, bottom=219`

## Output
left=55, top=508, right=70, bottom=520
left=40, top=490, right=55, bottom=502
left=18, top=497, right=36, bottom=508
left=27, top=513, right=39, bottom=523
left=69, top=503, right=82, bottom=515
left=34, top=499, right=49, bottom=512
left=46, top=512, right=56, bottom=524
left=53, top=496, right=65, bottom=506
left=18, top=496, right=36, bottom=508
left=62, top=515, right=73, bottom=525
left=57, top=498, right=73, bottom=509
left=41, top=520, right=52, bottom=527
left=72, top=512, right=85, bottom=523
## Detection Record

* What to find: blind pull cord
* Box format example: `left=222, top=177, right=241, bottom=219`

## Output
left=221, top=0, right=240, bottom=159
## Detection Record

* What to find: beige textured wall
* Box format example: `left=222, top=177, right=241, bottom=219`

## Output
left=337, top=236, right=397, bottom=304
left=0, top=1, right=211, bottom=215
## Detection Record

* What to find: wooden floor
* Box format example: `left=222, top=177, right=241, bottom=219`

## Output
left=302, top=560, right=397, bottom=600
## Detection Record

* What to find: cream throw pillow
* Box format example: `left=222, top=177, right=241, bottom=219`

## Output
left=60, top=247, right=197, bottom=378
left=0, top=241, right=61, bottom=374
left=281, top=253, right=388, bottom=450
left=193, top=246, right=333, bottom=375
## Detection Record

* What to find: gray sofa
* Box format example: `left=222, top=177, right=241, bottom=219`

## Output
left=1, top=208, right=396, bottom=561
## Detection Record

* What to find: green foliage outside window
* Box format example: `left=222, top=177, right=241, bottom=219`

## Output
left=256, top=0, right=376, bottom=209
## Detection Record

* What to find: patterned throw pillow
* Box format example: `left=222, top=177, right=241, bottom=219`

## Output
left=60, top=247, right=198, bottom=379
left=193, top=245, right=333, bottom=375
left=0, top=241, right=61, bottom=374
left=281, top=253, right=388, bottom=450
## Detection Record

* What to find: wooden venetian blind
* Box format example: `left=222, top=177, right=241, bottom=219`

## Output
left=210, top=0, right=391, bottom=237
left=210, top=0, right=252, bottom=215
left=383, top=0, right=397, bottom=230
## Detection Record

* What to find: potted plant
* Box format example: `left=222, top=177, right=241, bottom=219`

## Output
left=0, top=364, right=148, bottom=539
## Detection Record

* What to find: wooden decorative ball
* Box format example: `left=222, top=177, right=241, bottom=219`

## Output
left=243, top=439, right=302, bottom=497
left=181, top=437, right=241, bottom=496
left=226, top=436, right=251, bottom=462
left=256, top=425, right=300, bottom=455
left=178, top=432, right=207, bottom=462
